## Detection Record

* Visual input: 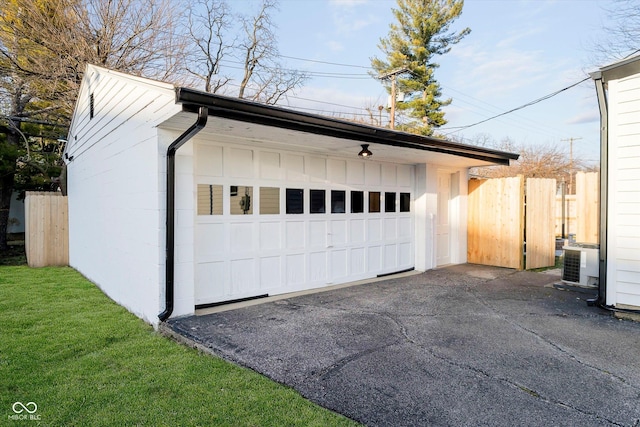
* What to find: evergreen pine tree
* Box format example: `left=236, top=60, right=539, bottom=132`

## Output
left=372, top=0, right=470, bottom=136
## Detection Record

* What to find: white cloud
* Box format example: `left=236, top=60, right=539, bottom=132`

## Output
left=321, top=0, right=382, bottom=60
left=565, top=110, right=599, bottom=125
left=328, top=0, right=368, bottom=7
left=495, top=26, right=545, bottom=49
left=449, top=43, right=550, bottom=99
left=326, top=40, right=345, bottom=52
left=324, top=0, right=380, bottom=37
left=331, top=11, right=379, bottom=36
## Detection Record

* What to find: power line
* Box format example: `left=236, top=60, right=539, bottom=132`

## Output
left=285, top=94, right=372, bottom=111
left=190, top=53, right=597, bottom=139
left=221, top=81, right=378, bottom=114
left=440, top=84, right=573, bottom=139
left=442, top=77, right=591, bottom=135
left=279, top=54, right=372, bottom=69
left=218, top=60, right=372, bottom=79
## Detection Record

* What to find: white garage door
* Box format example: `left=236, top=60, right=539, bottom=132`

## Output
left=194, top=144, right=414, bottom=307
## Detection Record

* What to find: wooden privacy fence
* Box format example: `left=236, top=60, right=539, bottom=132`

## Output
left=575, top=171, right=599, bottom=244
left=25, top=192, right=69, bottom=267
left=468, top=176, right=524, bottom=269
left=525, top=178, right=556, bottom=269
left=468, top=176, right=556, bottom=270
left=553, top=172, right=599, bottom=243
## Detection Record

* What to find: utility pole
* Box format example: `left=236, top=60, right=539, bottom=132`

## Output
left=561, top=137, right=582, bottom=240
left=378, top=68, right=409, bottom=130
left=561, top=137, right=583, bottom=194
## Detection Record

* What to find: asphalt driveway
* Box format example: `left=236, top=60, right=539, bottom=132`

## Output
left=166, top=264, right=640, bottom=426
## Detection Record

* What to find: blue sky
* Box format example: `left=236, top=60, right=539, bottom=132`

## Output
left=236, top=0, right=622, bottom=163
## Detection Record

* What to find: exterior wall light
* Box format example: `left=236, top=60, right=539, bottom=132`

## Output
left=358, top=144, right=372, bottom=158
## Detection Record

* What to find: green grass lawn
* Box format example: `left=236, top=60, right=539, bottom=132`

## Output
left=0, top=265, right=358, bottom=426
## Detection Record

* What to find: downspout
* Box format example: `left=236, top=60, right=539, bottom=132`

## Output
left=159, top=107, right=208, bottom=322
left=591, top=73, right=608, bottom=307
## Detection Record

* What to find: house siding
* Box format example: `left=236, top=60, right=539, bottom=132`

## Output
left=66, top=65, right=180, bottom=325
left=606, top=74, right=640, bottom=308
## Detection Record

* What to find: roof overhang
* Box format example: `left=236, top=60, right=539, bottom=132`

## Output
left=591, top=54, right=640, bottom=83
left=162, top=87, right=518, bottom=168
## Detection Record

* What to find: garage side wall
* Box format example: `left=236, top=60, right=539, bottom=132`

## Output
left=66, top=66, right=180, bottom=325
left=606, top=74, right=640, bottom=308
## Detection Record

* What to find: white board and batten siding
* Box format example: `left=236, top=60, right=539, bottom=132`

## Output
left=65, top=65, right=180, bottom=324
left=607, top=72, right=640, bottom=309
left=190, top=142, right=415, bottom=306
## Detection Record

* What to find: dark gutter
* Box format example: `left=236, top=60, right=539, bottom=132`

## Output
left=175, top=87, right=518, bottom=166
left=159, top=106, right=208, bottom=322
left=591, top=71, right=608, bottom=307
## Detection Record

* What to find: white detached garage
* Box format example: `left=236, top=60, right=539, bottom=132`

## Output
left=65, top=65, right=517, bottom=326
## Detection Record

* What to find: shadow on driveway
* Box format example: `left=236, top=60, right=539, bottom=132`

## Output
left=166, top=264, right=640, bottom=426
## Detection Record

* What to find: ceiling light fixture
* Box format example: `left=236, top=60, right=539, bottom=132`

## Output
left=358, top=144, right=372, bottom=158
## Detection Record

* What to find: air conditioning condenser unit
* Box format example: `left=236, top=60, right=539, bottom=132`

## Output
left=562, top=243, right=599, bottom=288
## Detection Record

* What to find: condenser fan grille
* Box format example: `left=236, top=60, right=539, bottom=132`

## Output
left=562, top=249, right=581, bottom=283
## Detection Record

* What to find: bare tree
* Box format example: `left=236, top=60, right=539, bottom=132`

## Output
left=0, top=0, right=186, bottom=250
left=448, top=132, right=496, bottom=148
left=236, top=0, right=307, bottom=104
left=1, top=0, right=186, bottom=113
left=595, top=0, right=640, bottom=62
left=185, top=0, right=233, bottom=93
left=78, top=0, right=187, bottom=82
left=472, top=139, right=586, bottom=193
left=250, top=63, right=307, bottom=105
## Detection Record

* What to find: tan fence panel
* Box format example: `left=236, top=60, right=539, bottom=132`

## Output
left=25, top=192, right=69, bottom=267
left=526, top=178, right=556, bottom=269
left=468, top=176, right=524, bottom=269
left=554, top=194, right=576, bottom=238
left=576, top=171, right=599, bottom=244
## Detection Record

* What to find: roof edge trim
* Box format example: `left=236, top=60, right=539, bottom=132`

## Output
left=175, top=87, right=518, bottom=165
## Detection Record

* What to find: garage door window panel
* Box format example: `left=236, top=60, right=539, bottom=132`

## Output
left=369, top=192, right=381, bottom=213
left=351, top=191, right=364, bottom=213
left=385, top=192, right=396, bottom=212
left=286, top=188, right=304, bottom=214
left=197, top=184, right=223, bottom=215
left=331, top=190, right=346, bottom=213
left=231, top=186, right=253, bottom=215
left=310, top=189, right=326, bottom=214
left=400, top=192, right=411, bottom=212
left=260, top=187, right=280, bottom=215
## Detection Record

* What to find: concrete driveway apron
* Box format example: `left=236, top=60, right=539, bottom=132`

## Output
left=166, top=264, right=640, bottom=427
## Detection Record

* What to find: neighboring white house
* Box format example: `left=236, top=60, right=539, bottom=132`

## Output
left=8, top=191, right=25, bottom=235
left=65, top=65, right=517, bottom=326
left=591, top=55, right=640, bottom=311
